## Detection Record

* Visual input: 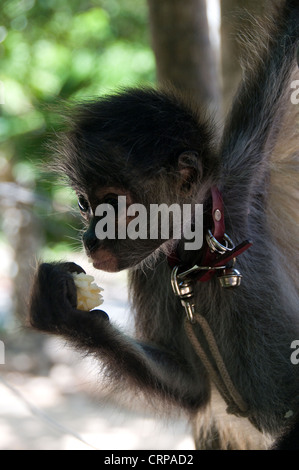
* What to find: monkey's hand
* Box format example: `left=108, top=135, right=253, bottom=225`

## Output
left=28, top=263, right=207, bottom=411
left=28, top=262, right=108, bottom=334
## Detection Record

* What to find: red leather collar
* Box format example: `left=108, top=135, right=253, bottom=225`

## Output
left=167, top=187, right=252, bottom=282
left=210, top=186, right=225, bottom=241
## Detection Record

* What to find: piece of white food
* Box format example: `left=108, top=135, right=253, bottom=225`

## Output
left=73, top=273, right=104, bottom=311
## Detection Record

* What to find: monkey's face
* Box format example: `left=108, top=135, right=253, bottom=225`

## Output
left=78, top=186, right=171, bottom=272
left=75, top=150, right=206, bottom=272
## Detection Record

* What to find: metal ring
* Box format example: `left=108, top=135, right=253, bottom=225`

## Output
left=206, top=230, right=235, bottom=255
left=171, top=266, right=181, bottom=297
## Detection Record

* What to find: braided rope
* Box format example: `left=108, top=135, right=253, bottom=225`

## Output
left=184, top=314, right=249, bottom=417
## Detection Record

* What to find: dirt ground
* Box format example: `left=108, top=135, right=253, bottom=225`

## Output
left=0, top=369, right=194, bottom=451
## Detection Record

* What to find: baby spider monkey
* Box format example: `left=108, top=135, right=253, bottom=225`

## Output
left=29, top=0, right=299, bottom=450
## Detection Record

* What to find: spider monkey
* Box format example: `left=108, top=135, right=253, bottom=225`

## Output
left=29, top=1, right=299, bottom=450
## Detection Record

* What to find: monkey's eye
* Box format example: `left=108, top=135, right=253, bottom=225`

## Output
left=78, top=195, right=90, bottom=213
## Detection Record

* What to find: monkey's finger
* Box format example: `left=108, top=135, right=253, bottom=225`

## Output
left=89, top=309, right=110, bottom=321
left=60, top=262, right=86, bottom=275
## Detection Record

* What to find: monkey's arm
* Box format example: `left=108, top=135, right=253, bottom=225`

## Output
left=221, top=1, right=299, bottom=191
left=28, top=262, right=209, bottom=411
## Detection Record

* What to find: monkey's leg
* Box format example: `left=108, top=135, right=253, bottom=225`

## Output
left=192, top=388, right=271, bottom=450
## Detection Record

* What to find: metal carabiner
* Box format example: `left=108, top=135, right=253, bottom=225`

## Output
left=171, top=266, right=196, bottom=323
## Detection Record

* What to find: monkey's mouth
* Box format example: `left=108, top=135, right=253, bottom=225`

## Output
left=88, top=248, right=120, bottom=273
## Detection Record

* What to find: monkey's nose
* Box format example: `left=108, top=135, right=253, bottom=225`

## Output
left=83, top=233, right=99, bottom=254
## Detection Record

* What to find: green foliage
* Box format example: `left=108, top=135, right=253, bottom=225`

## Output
left=0, top=0, right=155, bottom=248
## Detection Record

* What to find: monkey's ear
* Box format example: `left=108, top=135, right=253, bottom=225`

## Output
left=178, top=151, right=202, bottom=195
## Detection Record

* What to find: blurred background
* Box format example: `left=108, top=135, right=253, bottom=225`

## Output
left=0, top=0, right=266, bottom=450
